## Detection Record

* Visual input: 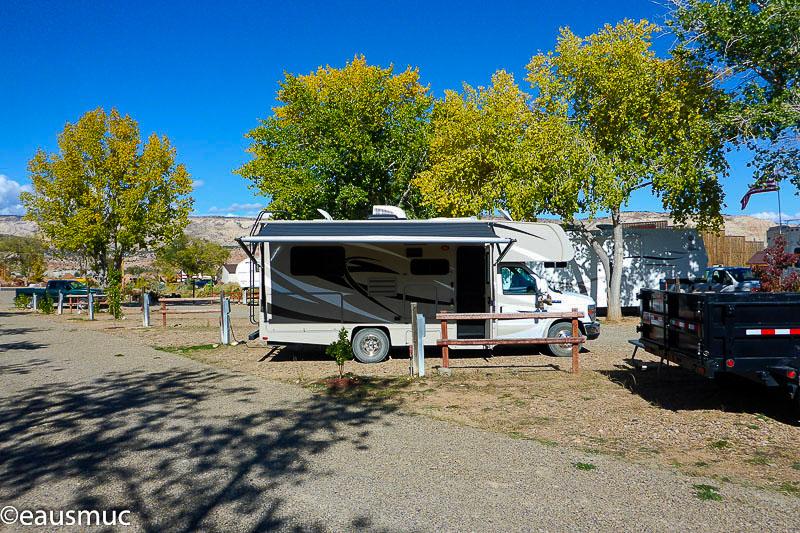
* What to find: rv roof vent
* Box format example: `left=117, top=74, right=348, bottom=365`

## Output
left=371, top=205, right=407, bottom=219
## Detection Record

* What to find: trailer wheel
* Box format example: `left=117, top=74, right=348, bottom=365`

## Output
left=352, top=328, right=391, bottom=364
left=547, top=322, right=580, bottom=358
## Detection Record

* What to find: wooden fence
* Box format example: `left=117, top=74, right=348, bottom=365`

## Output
left=700, top=231, right=764, bottom=267
left=436, top=309, right=585, bottom=374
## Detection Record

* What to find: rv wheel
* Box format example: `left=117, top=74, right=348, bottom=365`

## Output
left=547, top=322, right=581, bottom=358
left=352, top=328, right=390, bottom=363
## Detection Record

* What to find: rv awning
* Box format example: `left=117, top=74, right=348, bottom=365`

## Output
left=238, top=221, right=511, bottom=244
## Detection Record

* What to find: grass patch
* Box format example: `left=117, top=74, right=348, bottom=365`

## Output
left=708, top=440, right=731, bottom=449
left=155, top=344, right=216, bottom=354
left=113, top=353, right=124, bottom=357
left=693, top=484, right=722, bottom=501
left=754, top=413, right=769, bottom=422
left=745, top=454, right=771, bottom=465
left=791, top=462, right=800, bottom=470
left=778, top=481, right=800, bottom=496
left=695, top=461, right=708, bottom=467
left=574, top=462, right=597, bottom=471
left=533, top=438, right=559, bottom=447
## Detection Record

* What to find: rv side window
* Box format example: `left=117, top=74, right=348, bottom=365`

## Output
left=290, top=246, right=345, bottom=276
left=410, top=259, right=449, bottom=275
left=501, top=266, right=537, bottom=294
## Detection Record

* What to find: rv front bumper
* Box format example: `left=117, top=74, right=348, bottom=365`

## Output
left=584, top=322, right=601, bottom=340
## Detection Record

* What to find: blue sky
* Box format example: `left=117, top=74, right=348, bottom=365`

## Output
left=0, top=0, right=792, bottom=222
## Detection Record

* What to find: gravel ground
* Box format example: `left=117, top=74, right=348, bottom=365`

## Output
left=1, top=307, right=799, bottom=532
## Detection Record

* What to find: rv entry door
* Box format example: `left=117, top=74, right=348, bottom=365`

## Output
left=456, top=246, right=487, bottom=339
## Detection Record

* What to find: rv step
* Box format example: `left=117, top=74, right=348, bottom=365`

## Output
left=248, top=329, right=260, bottom=341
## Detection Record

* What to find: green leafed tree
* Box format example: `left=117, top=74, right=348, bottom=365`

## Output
left=525, top=20, right=729, bottom=319
left=418, top=21, right=729, bottom=320
left=669, top=0, right=800, bottom=187
left=415, top=70, right=588, bottom=219
left=155, top=235, right=229, bottom=296
left=0, top=235, right=46, bottom=284
left=236, top=55, right=434, bottom=220
left=21, top=107, right=194, bottom=283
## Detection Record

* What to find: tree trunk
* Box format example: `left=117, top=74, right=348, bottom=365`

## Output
left=606, top=208, right=624, bottom=322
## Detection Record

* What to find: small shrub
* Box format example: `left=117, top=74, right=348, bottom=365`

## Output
left=106, top=269, right=124, bottom=319
left=693, top=484, right=722, bottom=501
left=574, top=462, right=596, bottom=471
left=39, top=295, right=54, bottom=314
left=326, top=328, right=354, bottom=379
left=14, top=294, right=31, bottom=309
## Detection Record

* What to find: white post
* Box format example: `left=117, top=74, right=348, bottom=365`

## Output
left=32, top=293, right=38, bottom=311
left=416, top=313, right=426, bottom=377
left=58, top=291, right=64, bottom=314
left=219, top=292, right=231, bottom=345
left=410, top=302, right=419, bottom=377
left=88, top=292, right=94, bottom=320
left=142, top=293, right=151, bottom=327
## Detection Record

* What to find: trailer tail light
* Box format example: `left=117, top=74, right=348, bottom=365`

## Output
left=726, top=359, right=735, bottom=368
left=788, top=370, right=797, bottom=379
left=262, top=337, right=268, bottom=340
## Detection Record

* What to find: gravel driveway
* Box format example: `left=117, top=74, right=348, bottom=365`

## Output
left=0, top=309, right=797, bottom=532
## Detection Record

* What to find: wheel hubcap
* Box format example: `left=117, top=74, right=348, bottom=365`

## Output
left=360, top=334, right=383, bottom=357
left=556, top=330, right=571, bottom=348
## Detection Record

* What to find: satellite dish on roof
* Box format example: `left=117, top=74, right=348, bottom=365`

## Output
left=316, top=209, right=333, bottom=220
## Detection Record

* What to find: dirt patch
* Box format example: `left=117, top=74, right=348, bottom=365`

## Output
left=18, top=307, right=800, bottom=497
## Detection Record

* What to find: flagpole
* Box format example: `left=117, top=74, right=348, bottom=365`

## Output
left=778, top=181, right=783, bottom=234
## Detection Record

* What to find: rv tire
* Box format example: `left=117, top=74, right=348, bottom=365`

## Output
left=547, top=322, right=581, bottom=358
left=352, top=328, right=391, bottom=364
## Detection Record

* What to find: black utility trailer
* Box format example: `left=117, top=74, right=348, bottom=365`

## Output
left=637, top=289, right=800, bottom=410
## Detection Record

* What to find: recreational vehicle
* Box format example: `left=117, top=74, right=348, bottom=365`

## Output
left=531, top=227, right=708, bottom=314
left=236, top=207, right=600, bottom=363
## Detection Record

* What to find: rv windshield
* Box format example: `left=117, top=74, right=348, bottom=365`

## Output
left=501, top=266, right=537, bottom=294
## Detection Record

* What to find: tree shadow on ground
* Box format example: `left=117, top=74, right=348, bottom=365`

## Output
left=0, top=367, right=400, bottom=532
left=600, top=363, right=799, bottom=425
left=0, top=340, right=48, bottom=353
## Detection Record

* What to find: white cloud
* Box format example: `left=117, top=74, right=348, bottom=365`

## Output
left=749, top=211, right=800, bottom=223
left=193, top=179, right=205, bottom=188
left=0, top=174, right=31, bottom=215
left=208, top=202, right=263, bottom=213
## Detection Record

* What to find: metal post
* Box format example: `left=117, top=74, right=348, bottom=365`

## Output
left=220, top=292, right=230, bottom=345
left=58, top=291, right=63, bottom=314
left=440, top=310, right=449, bottom=369
left=142, top=293, right=151, bottom=327
left=571, top=308, right=579, bottom=375
left=416, top=312, right=426, bottom=377
left=32, top=293, right=38, bottom=311
left=88, top=292, right=94, bottom=320
left=162, top=300, right=166, bottom=327
left=410, top=302, right=419, bottom=376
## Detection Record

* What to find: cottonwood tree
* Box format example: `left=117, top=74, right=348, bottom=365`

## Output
left=0, top=235, right=46, bottom=284
left=155, top=235, right=229, bottom=296
left=21, top=108, right=194, bottom=286
left=525, top=21, right=729, bottom=319
left=669, top=0, right=800, bottom=187
left=419, top=21, right=729, bottom=320
left=415, top=71, right=589, bottom=218
left=236, top=55, right=434, bottom=219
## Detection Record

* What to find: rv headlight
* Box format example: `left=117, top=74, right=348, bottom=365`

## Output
left=588, top=304, right=596, bottom=321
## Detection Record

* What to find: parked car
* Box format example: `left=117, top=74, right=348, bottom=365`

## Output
left=15, top=279, right=103, bottom=301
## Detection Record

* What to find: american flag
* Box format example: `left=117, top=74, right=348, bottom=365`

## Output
left=740, top=178, right=779, bottom=209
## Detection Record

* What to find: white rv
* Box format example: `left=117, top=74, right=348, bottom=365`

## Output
left=530, top=227, right=708, bottom=313
left=236, top=207, right=600, bottom=363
